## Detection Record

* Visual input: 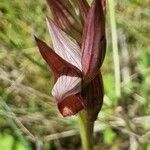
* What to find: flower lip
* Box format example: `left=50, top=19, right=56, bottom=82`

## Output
left=57, top=94, right=84, bottom=117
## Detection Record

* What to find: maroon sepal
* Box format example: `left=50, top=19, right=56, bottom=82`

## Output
left=81, top=0, right=106, bottom=82
left=34, top=37, right=81, bottom=79
left=76, top=0, right=90, bottom=21
left=82, top=72, right=104, bottom=121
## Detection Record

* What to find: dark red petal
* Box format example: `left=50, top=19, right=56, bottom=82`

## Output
left=76, top=0, right=90, bottom=21
left=47, top=0, right=71, bottom=29
left=82, top=72, right=104, bottom=121
left=57, top=94, right=84, bottom=117
left=35, top=37, right=81, bottom=78
left=81, top=0, right=106, bottom=82
left=47, top=0, right=82, bottom=42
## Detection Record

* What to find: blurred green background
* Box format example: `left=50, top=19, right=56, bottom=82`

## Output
left=0, top=0, right=150, bottom=149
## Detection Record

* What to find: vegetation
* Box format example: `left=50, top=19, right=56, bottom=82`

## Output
left=0, top=0, right=150, bottom=149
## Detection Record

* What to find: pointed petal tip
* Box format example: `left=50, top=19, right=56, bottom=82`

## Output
left=34, top=36, right=43, bottom=46
left=45, top=16, right=51, bottom=25
left=34, top=35, right=39, bottom=43
left=34, top=36, right=45, bottom=51
left=46, top=16, right=55, bottom=24
left=46, top=17, right=56, bottom=35
left=45, top=16, right=49, bottom=22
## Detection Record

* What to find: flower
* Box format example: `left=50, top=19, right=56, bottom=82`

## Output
left=35, top=0, right=106, bottom=121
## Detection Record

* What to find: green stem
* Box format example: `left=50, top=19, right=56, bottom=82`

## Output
left=78, top=111, right=94, bottom=150
left=108, top=0, right=121, bottom=97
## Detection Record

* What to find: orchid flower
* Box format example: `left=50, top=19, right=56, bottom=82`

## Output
left=35, top=0, right=106, bottom=121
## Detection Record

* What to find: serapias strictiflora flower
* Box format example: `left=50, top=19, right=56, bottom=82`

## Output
left=35, top=0, right=106, bottom=121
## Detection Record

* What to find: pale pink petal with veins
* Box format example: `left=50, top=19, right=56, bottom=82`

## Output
left=46, top=19, right=82, bottom=71
left=52, top=75, right=81, bottom=102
